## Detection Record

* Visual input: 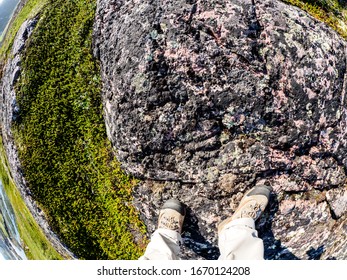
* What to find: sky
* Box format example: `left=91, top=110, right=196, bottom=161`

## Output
left=0, top=0, right=20, bottom=36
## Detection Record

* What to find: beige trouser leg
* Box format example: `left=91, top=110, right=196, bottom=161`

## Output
left=218, top=217, right=264, bottom=260
left=139, top=228, right=181, bottom=260
left=139, top=218, right=263, bottom=260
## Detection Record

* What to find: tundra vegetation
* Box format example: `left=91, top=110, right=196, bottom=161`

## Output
left=2, top=0, right=147, bottom=259
left=0, top=0, right=346, bottom=259
left=0, top=136, right=62, bottom=259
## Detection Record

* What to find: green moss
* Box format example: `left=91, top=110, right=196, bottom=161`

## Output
left=282, top=0, right=347, bottom=38
left=13, top=0, right=147, bottom=259
left=0, top=136, right=63, bottom=259
left=3, top=0, right=346, bottom=262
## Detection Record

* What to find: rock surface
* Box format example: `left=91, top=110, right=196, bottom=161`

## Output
left=94, top=0, right=347, bottom=259
left=0, top=18, right=75, bottom=259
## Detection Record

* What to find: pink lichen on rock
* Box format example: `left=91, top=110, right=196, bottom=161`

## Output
left=94, top=0, right=347, bottom=259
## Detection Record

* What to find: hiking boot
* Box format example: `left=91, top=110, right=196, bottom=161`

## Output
left=218, top=185, right=272, bottom=232
left=158, top=199, right=186, bottom=234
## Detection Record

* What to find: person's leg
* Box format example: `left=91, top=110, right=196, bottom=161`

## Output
left=218, top=218, right=264, bottom=260
left=139, top=199, right=186, bottom=260
left=217, top=185, right=272, bottom=260
left=139, top=228, right=182, bottom=260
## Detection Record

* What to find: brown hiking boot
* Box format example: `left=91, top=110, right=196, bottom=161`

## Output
left=218, top=185, right=272, bottom=233
left=158, top=199, right=186, bottom=234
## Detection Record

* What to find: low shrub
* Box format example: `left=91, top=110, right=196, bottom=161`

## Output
left=14, top=0, right=147, bottom=259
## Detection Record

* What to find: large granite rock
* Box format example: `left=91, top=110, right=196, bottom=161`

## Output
left=93, top=0, right=347, bottom=259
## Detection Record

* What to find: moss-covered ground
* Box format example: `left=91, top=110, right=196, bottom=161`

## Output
left=1, top=0, right=347, bottom=260
left=12, top=0, right=147, bottom=259
left=0, top=136, right=63, bottom=259
left=0, top=0, right=63, bottom=260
